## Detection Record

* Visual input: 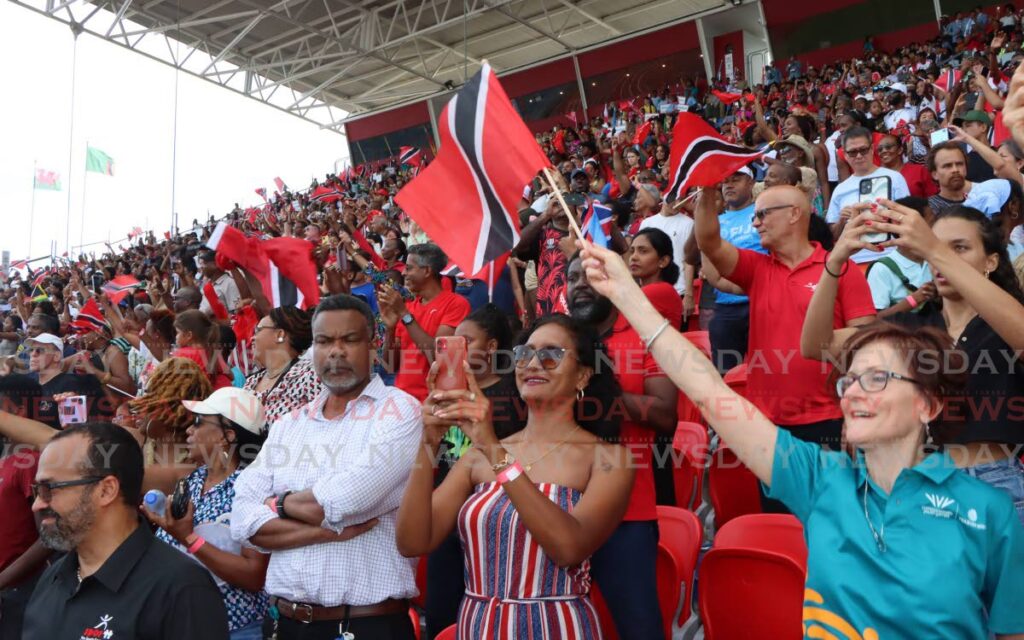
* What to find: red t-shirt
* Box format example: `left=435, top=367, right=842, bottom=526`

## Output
left=394, top=291, right=471, bottom=401
left=604, top=313, right=666, bottom=521
left=900, top=162, right=939, bottom=199
left=171, top=346, right=232, bottom=390
left=0, top=449, right=40, bottom=575
left=727, top=243, right=875, bottom=425
left=642, top=282, right=683, bottom=330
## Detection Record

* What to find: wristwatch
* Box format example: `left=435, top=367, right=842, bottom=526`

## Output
left=400, top=313, right=415, bottom=326
left=276, top=491, right=293, bottom=519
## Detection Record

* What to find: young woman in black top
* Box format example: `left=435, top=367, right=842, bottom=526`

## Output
left=803, top=202, right=1024, bottom=522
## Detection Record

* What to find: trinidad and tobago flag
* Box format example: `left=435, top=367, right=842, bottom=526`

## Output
left=933, top=68, right=962, bottom=94
left=395, top=63, right=549, bottom=276
left=399, top=146, right=423, bottom=167
left=310, top=184, right=343, bottom=204
left=664, top=113, right=764, bottom=201
left=101, top=275, right=142, bottom=305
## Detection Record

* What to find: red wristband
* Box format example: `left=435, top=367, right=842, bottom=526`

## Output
left=497, top=461, right=524, bottom=486
left=905, top=294, right=918, bottom=309
left=187, top=535, right=206, bottom=554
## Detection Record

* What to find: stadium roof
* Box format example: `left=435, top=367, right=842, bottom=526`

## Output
left=14, top=0, right=731, bottom=133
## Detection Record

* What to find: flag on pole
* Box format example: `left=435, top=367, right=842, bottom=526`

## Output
left=273, top=177, right=287, bottom=192
left=101, top=275, right=142, bottom=305
left=399, top=146, right=423, bottom=167
left=85, top=146, right=114, bottom=175
left=395, top=62, right=550, bottom=277
left=632, top=120, right=653, bottom=145
left=663, top=113, right=764, bottom=201
left=255, top=188, right=268, bottom=202
left=34, top=168, right=61, bottom=191
left=580, top=201, right=613, bottom=248
left=70, top=298, right=110, bottom=334
left=711, top=89, right=744, bottom=105
left=310, top=185, right=343, bottom=204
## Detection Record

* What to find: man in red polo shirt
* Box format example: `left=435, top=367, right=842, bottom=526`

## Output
left=567, top=254, right=678, bottom=640
left=696, top=184, right=876, bottom=510
left=379, top=243, right=470, bottom=401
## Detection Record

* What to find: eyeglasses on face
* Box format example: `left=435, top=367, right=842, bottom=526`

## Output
left=752, top=204, right=796, bottom=222
left=845, top=146, right=872, bottom=158
left=876, top=143, right=900, bottom=152
left=835, top=370, right=922, bottom=397
left=512, top=345, right=570, bottom=370
left=31, top=476, right=105, bottom=502
left=254, top=325, right=278, bottom=333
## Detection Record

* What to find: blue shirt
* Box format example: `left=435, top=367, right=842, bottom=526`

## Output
left=768, top=429, right=1024, bottom=639
left=716, top=203, right=766, bottom=305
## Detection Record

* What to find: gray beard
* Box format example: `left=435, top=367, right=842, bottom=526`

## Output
left=37, top=501, right=95, bottom=552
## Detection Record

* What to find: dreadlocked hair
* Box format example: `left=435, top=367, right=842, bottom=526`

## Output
left=129, top=358, right=212, bottom=432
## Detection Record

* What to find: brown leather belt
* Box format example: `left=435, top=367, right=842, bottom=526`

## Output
left=270, top=596, right=409, bottom=623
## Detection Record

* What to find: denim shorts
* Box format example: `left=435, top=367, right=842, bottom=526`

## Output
left=229, top=620, right=263, bottom=640
left=964, top=456, right=1024, bottom=525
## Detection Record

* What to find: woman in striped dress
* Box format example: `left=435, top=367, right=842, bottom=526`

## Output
left=398, top=315, right=634, bottom=639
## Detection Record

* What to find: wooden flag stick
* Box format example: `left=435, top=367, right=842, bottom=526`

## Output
left=672, top=188, right=702, bottom=211
left=540, top=166, right=585, bottom=243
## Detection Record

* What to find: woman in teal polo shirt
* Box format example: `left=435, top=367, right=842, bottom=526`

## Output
left=575, top=238, right=1024, bottom=640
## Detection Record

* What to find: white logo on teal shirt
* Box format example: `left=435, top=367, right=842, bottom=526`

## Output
left=959, top=507, right=987, bottom=531
left=922, top=493, right=956, bottom=518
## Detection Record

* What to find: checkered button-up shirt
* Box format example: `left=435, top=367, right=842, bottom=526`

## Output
left=231, top=376, right=422, bottom=606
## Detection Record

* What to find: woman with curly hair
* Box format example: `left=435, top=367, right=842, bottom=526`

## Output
left=129, top=357, right=213, bottom=466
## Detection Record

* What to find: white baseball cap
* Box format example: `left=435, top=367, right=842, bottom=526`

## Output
left=733, top=166, right=754, bottom=178
left=26, top=333, right=63, bottom=354
left=183, top=387, right=266, bottom=436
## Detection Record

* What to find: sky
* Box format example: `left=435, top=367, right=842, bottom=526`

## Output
left=0, top=2, right=348, bottom=263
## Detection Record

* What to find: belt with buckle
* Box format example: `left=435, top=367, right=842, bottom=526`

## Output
left=270, top=596, right=409, bottom=623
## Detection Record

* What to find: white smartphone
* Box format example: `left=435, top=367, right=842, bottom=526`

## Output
left=58, top=396, right=88, bottom=427
left=929, top=128, right=950, bottom=145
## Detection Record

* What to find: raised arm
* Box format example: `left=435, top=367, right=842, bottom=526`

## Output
left=577, top=243, right=778, bottom=485
left=693, top=188, right=741, bottom=279
left=948, top=125, right=1023, bottom=185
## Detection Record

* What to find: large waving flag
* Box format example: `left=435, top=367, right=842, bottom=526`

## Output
left=85, top=146, right=114, bottom=175
left=933, top=69, right=961, bottom=94
left=395, top=62, right=549, bottom=276
left=34, top=168, right=61, bottom=191
left=711, top=89, right=744, bottom=105
left=206, top=222, right=320, bottom=310
left=102, top=275, right=142, bottom=305
left=664, top=113, right=764, bottom=201
left=310, top=184, right=343, bottom=204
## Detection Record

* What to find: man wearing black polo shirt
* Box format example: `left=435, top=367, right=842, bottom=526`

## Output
left=22, top=422, right=228, bottom=640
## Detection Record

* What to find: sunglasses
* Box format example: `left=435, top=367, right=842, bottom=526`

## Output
left=876, top=143, right=900, bottom=152
left=31, top=476, right=105, bottom=502
left=845, top=146, right=872, bottom=157
left=752, top=204, right=796, bottom=222
left=512, top=345, right=571, bottom=370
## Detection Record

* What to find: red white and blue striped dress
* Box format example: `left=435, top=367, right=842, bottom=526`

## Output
left=456, top=481, right=603, bottom=640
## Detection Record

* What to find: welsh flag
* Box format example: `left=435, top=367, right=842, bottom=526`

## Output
left=34, top=168, right=61, bottom=191
left=86, top=146, right=114, bottom=175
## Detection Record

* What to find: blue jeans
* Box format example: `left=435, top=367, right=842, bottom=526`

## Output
left=230, top=620, right=264, bottom=640
left=964, top=456, right=1024, bottom=525
left=709, top=302, right=749, bottom=373
left=590, top=520, right=665, bottom=640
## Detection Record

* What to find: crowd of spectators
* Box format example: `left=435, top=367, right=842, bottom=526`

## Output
left=1, top=4, right=1024, bottom=640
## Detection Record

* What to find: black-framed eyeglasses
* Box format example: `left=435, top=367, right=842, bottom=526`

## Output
left=512, top=345, right=571, bottom=370
left=753, top=204, right=796, bottom=222
left=31, top=477, right=105, bottom=502
left=845, top=146, right=872, bottom=158
left=835, top=370, right=922, bottom=397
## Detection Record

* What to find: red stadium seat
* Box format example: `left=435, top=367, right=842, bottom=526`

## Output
left=723, top=363, right=748, bottom=398
left=708, top=446, right=761, bottom=530
left=698, top=548, right=805, bottom=639
left=413, top=557, right=427, bottom=609
left=409, top=608, right=421, bottom=640
left=681, top=330, right=711, bottom=359
left=655, top=506, right=703, bottom=626
left=434, top=624, right=457, bottom=640
left=671, top=422, right=709, bottom=510
left=686, top=279, right=702, bottom=331
left=714, top=514, right=807, bottom=570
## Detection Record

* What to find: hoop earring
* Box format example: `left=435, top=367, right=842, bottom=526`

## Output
left=576, top=388, right=585, bottom=401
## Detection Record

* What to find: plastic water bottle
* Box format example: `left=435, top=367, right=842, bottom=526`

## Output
left=144, top=489, right=167, bottom=517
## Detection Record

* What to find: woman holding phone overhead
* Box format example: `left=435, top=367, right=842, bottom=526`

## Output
left=397, top=315, right=631, bottom=639
left=801, top=201, right=1024, bottom=522
left=575, top=239, right=1024, bottom=640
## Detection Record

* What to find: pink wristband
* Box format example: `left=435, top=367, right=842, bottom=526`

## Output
left=905, top=294, right=918, bottom=309
left=187, top=536, right=207, bottom=554
left=496, top=461, right=524, bottom=486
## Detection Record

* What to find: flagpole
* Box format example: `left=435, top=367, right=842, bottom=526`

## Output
left=64, top=32, right=80, bottom=257
left=80, top=140, right=89, bottom=250
left=29, top=161, right=36, bottom=259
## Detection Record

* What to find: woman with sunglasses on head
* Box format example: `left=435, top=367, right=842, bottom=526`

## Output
left=422, top=304, right=526, bottom=639
left=802, top=202, right=1024, bottom=522
left=397, top=315, right=631, bottom=639
left=576, top=240, right=1024, bottom=639
left=243, top=306, right=322, bottom=429
left=629, top=227, right=684, bottom=329
left=142, top=387, right=269, bottom=640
